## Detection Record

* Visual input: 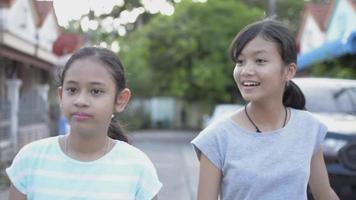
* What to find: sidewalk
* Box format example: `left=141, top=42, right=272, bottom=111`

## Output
left=0, top=188, right=9, bottom=199
left=131, top=129, right=199, bottom=200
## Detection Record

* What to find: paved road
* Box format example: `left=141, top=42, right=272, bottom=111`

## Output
left=131, top=130, right=199, bottom=200
left=0, top=129, right=200, bottom=200
left=0, top=186, right=8, bottom=200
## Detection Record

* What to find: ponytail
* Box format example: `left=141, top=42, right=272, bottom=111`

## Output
left=108, top=117, right=129, bottom=143
left=283, top=80, right=306, bottom=110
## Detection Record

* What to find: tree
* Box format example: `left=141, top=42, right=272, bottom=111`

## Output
left=120, top=0, right=264, bottom=103
left=240, top=0, right=305, bottom=34
left=309, top=55, right=356, bottom=79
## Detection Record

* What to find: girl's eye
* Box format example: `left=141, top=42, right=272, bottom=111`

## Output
left=256, top=59, right=267, bottom=64
left=91, top=89, right=103, bottom=96
left=66, top=87, right=77, bottom=94
left=236, top=59, right=244, bottom=67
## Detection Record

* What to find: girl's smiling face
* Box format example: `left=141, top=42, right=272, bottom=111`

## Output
left=59, top=58, right=119, bottom=135
left=233, top=36, right=293, bottom=103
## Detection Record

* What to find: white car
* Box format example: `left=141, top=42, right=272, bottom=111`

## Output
left=293, top=77, right=356, bottom=199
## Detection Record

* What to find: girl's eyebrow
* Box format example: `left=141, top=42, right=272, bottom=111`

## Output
left=64, top=80, right=78, bottom=85
left=90, top=82, right=106, bottom=86
left=239, top=50, right=268, bottom=57
left=253, top=50, right=268, bottom=55
left=64, top=80, right=106, bottom=86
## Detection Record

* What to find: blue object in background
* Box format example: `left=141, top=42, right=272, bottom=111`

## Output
left=297, top=31, right=356, bottom=71
left=58, top=115, right=70, bottom=135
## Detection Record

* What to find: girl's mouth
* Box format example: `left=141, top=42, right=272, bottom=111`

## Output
left=241, top=81, right=260, bottom=87
left=72, top=112, right=92, bottom=121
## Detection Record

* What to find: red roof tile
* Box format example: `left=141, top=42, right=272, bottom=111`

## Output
left=305, top=3, right=332, bottom=31
left=52, top=32, right=87, bottom=56
left=0, top=0, right=15, bottom=8
left=33, top=0, right=53, bottom=27
left=348, top=0, right=356, bottom=10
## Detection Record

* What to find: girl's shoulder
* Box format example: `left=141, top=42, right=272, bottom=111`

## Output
left=18, top=136, right=58, bottom=154
left=291, top=108, right=321, bottom=123
left=194, top=117, right=233, bottom=143
left=114, top=141, right=153, bottom=164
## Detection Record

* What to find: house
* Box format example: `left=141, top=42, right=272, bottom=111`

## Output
left=326, top=0, right=356, bottom=41
left=0, top=0, right=60, bottom=162
left=297, top=0, right=356, bottom=70
left=296, top=3, right=332, bottom=54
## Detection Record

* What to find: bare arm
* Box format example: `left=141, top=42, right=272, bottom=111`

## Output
left=197, top=153, right=221, bottom=200
left=8, top=184, right=26, bottom=200
left=309, top=149, right=339, bottom=200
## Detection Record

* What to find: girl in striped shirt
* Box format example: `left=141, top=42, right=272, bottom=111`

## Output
left=7, top=47, right=162, bottom=200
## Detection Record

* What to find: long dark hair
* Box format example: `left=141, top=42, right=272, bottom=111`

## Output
left=59, top=46, right=129, bottom=142
left=229, top=19, right=305, bottom=109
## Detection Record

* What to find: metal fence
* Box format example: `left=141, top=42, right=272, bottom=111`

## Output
left=18, top=89, right=49, bottom=126
left=0, top=88, right=50, bottom=164
left=0, top=96, right=11, bottom=166
left=17, top=89, right=50, bottom=149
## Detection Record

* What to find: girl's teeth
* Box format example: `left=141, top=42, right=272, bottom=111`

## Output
left=243, top=82, right=260, bottom=86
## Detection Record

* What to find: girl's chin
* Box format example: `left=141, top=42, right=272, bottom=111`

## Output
left=241, top=94, right=260, bottom=102
left=241, top=93, right=254, bottom=100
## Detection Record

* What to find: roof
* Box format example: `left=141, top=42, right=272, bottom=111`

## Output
left=33, top=0, right=54, bottom=27
left=306, top=3, right=332, bottom=31
left=0, top=0, right=14, bottom=8
left=348, top=0, right=356, bottom=11
left=52, top=32, right=87, bottom=56
left=296, top=2, right=332, bottom=47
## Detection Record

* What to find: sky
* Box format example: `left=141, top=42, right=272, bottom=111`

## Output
left=52, top=0, right=207, bottom=28
left=53, top=0, right=176, bottom=28
left=49, top=0, right=206, bottom=51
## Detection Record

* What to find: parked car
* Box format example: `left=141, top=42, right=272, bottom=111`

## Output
left=202, top=104, right=243, bottom=128
left=293, top=77, right=356, bottom=199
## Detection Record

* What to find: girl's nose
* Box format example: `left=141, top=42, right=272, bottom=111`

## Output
left=240, top=61, right=255, bottom=76
left=73, top=93, right=89, bottom=107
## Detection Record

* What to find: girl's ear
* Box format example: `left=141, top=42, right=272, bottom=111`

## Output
left=285, top=62, right=296, bottom=81
left=58, top=86, right=63, bottom=100
left=114, top=88, right=131, bottom=113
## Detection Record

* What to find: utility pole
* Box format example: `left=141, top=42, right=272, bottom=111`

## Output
left=268, top=0, right=277, bottom=18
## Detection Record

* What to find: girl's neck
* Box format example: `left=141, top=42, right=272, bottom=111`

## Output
left=246, top=100, right=288, bottom=132
left=64, top=132, right=113, bottom=161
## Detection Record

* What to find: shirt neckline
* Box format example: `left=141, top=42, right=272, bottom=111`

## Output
left=227, top=108, right=295, bottom=136
left=55, top=135, right=119, bottom=165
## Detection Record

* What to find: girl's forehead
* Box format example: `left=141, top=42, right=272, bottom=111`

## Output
left=241, top=36, right=279, bottom=55
left=64, top=58, right=115, bottom=82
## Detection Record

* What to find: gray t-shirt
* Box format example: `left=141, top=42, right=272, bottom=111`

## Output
left=191, top=108, right=327, bottom=200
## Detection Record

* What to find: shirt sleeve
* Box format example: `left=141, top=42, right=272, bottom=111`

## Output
left=135, top=153, right=162, bottom=200
left=6, top=144, right=32, bottom=195
left=191, top=125, right=225, bottom=170
left=313, top=122, right=328, bottom=154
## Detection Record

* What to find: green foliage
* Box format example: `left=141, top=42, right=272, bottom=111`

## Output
left=120, top=31, right=155, bottom=96
left=120, top=0, right=264, bottom=103
left=239, top=0, right=305, bottom=33
left=309, top=55, right=356, bottom=79
left=275, top=0, right=304, bottom=34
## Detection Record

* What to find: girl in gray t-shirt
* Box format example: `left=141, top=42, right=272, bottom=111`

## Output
left=192, top=19, right=339, bottom=200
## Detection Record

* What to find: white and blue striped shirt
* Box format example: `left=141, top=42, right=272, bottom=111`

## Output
left=6, top=136, right=162, bottom=200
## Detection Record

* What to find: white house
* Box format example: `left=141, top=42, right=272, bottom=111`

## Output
left=0, top=0, right=60, bottom=162
left=326, top=0, right=356, bottom=41
left=297, top=0, right=356, bottom=70
left=296, top=3, right=332, bottom=54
